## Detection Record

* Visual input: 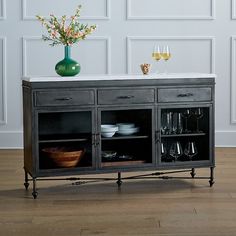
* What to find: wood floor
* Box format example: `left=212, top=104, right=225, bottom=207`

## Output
left=0, top=148, right=236, bottom=236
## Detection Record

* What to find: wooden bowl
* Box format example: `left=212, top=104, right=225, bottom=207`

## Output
left=42, top=147, right=85, bottom=168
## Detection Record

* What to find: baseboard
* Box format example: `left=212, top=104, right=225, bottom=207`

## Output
left=215, top=131, right=236, bottom=147
left=0, top=130, right=236, bottom=148
left=0, top=131, right=23, bottom=149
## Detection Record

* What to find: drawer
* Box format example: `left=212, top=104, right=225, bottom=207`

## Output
left=35, top=89, right=95, bottom=106
left=98, top=89, right=155, bottom=105
left=158, top=87, right=212, bottom=103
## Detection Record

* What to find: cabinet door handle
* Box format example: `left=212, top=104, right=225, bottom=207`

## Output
left=155, top=130, right=161, bottom=143
left=92, top=134, right=96, bottom=146
left=95, top=133, right=100, bottom=146
left=117, top=95, right=134, bottom=99
left=55, top=97, right=72, bottom=101
left=177, top=93, right=193, bottom=98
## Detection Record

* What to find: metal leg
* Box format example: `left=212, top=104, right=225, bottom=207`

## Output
left=209, top=167, right=215, bottom=187
left=24, top=169, right=29, bottom=190
left=32, top=178, right=38, bottom=199
left=190, top=168, right=196, bottom=178
left=116, top=172, right=122, bottom=187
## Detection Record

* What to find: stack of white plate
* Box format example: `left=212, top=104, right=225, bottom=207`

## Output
left=116, top=123, right=139, bottom=135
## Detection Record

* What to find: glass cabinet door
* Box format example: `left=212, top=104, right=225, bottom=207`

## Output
left=158, top=106, right=212, bottom=165
left=36, top=109, right=95, bottom=172
left=98, top=108, right=154, bottom=169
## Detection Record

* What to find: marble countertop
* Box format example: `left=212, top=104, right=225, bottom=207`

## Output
left=22, top=73, right=216, bottom=82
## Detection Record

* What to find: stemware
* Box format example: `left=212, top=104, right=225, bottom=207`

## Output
left=152, top=45, right=162, bottom=61
left=161, top=46, right=171, bottom=61
left=181, top=109, right=191, bottom=133
left=184, top=142, right=198, bottom=161
left=161, top=112, right=173, bottom=134
left=194, top=108, right=203, bottom=133
left=169, top=141, right=183, bottom=161
left=152, top=45, right=162, bottom=72
left=160, top=142, right=167, bottom=162
left=161, top=46, right=171, bottom=73
left=172, top=112, right=183, bottom=134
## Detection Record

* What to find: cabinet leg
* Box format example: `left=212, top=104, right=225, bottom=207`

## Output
left=32, top=178, right=38, bottom=199
left=24, top=169, right=29, bottom=190
left=190, top=168, right=196, bottom=178
left=116, top=172, right=122, bottom=187
left=209, top=167, right=215, bottom=187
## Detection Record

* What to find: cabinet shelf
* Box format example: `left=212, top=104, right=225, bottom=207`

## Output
left=161, top=132, right=206, bottom=138
left=102, top=160, right=146, bottom=167
left=101, top=134, right=149, bottom=141
left=38, top=133, right=90, bottom=143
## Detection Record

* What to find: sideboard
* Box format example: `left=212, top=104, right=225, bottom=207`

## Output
left=22, top=73, right=215, bottom=199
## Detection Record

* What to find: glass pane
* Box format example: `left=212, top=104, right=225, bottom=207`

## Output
left=100, top=109, right=153, bottom=167
left=38, top=111, right=93, bottom=170
left=160, top=107, right=209, bottom=164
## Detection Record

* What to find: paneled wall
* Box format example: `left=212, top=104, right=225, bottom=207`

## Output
left=0, top=0, right=235, bottom=147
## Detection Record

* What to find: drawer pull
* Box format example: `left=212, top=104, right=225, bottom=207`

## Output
left=177, top=93, right=194, bottom=98
left=54, top=97, right=72, bottom=101
left=117, top=95, right=135, bottom=99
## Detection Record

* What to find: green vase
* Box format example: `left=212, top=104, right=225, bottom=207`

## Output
left=55, top=46, right=81, bottom=76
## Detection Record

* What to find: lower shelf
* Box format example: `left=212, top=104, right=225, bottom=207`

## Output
left=101, top=160, right=146, bottom=167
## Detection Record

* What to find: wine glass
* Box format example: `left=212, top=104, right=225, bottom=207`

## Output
left=169, top=141, right=183, bottom=161
left=194, top=108, right=203, bottom=133
left=161, top=46, right=171, bottom=73
left=161, top=46, right=171, bottom=61
left=184, top=142, right=198, bottom=161
left=172, top=112, right=183, bottom=134
left=181, top=109, right=191, bottom=133
left=161, top=112, right=173, bottom=135
left=152, top=45, right=162, bottom=72
left=160, top=142, right=167, bottom=162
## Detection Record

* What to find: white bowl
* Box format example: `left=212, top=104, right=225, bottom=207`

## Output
left=117, top=127, right=140, bottom=135
left=101, top=124, right=118, bottom=132
left=101, top=124, right=118, bottom=137
left=117, top=123, right=135, bottom=130
left=101, top=131, right=116, bottom=138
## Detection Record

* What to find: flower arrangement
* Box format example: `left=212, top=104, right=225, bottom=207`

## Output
left=36, top=5, right=96, bottom=46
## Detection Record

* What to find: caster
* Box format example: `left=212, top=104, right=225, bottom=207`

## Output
left=116, top=172, right=122, bottom=187
left=116, top=179, right=122, bottom=187
left=24, top=182, right=30, bottom=190
left=209, top=167, right=215, bottom=187
left=32, top=191, right=38, bottom=199
left=209, top=179, right=215, bottom=187
left=190, top=168, right=196, bottom=178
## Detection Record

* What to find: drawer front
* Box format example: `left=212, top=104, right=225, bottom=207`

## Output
left=98, top=89, right=155, bottom=105
left=158, top=87, right=212, bottom=103
left=35, top=90, right=95, bottom=106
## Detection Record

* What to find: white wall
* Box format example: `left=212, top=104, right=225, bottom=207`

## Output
left=0, top=0, right=235, bottom=148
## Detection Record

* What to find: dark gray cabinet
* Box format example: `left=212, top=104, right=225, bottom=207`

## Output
left=22, top=75, right=215, bottom=198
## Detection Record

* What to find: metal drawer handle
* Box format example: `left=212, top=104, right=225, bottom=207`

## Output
left=117, top=95, right=134, bottom=99
left=177, top=93, right=194, bottom=98
left=55, top=97, right=72, bottom=101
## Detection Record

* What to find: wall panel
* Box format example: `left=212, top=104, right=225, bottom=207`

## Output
left=22, top=0, right=110, bottom=20
left=0, top=0, right=6, bottom=20
left=127, top=0, right=215, bottom=20
left=231, top=36, right=236, bottom=123
left=232, top=0, right=236, bottom=19
left=0, top=37, right=6, bottom=124
left=22, top=36, right=110, bottom=76
left=127, top=36, right=215, bottom=74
